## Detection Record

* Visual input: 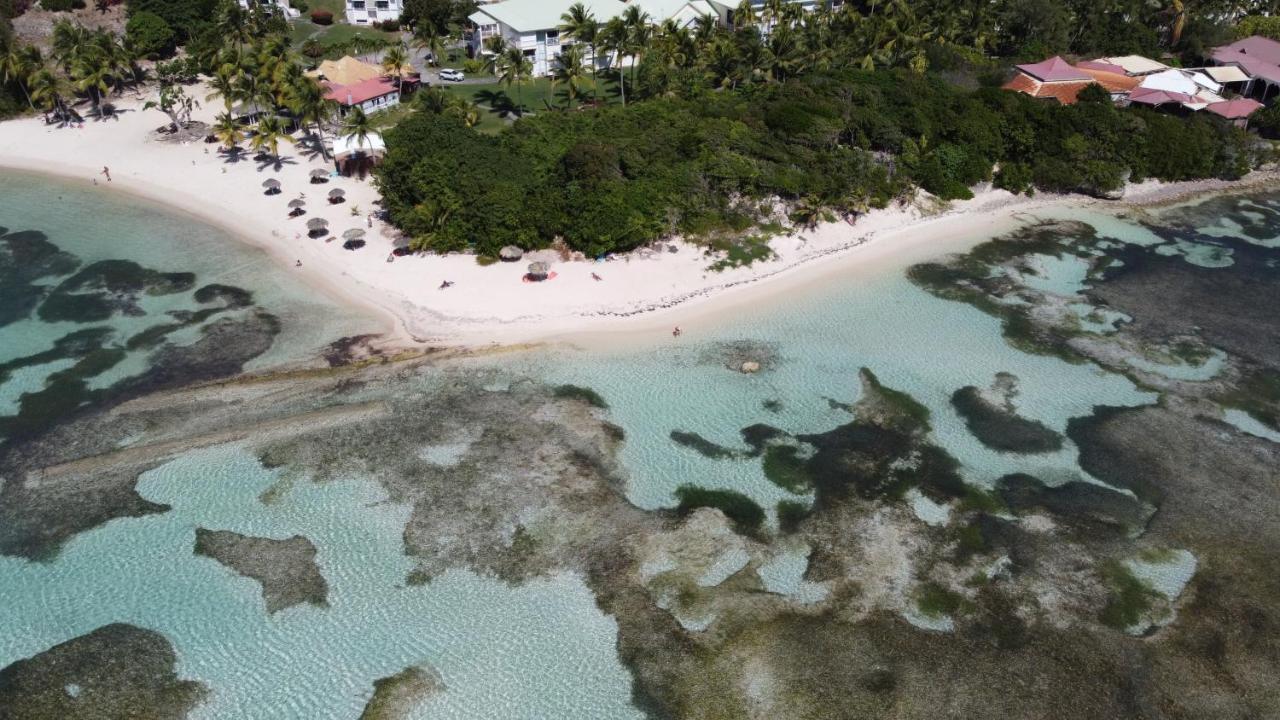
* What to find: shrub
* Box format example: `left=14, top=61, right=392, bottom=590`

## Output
left=309, top=8, right=332, bottom=24
left=125, top=10, right=175, bottom=58
left=378, top=19, right=399, bottom=31
left=288, top=0, right=307, bottom=11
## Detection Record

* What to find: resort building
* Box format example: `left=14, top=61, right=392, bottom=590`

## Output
left=1001, top=56, right=1096, bottom=105
left=307, top=56, right=418, bottom=115
left=1211, top=36, right=1280, bottom=101
left=345, top=0, right=404, bottom=25
left=237, top=0, right=300, bottom=18
left=1129, top=68, right=1225, bottom=111
left=466, top=0, right=818, bottom=77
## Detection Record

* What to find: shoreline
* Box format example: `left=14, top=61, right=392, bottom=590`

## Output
left=2, top=93, right=1276, bottom=351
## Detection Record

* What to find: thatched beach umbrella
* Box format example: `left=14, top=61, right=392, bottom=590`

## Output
left=343, top=238, right=366, bottom=250
left=287, top=198, right=306, bottom=217
left=306, top=217, right=329, bottom=236
left=499, top=245, right=524, bottom=262
left=527, top=261, right=550, bottom=280
left=328, top=187, right=346, bottom=204
left=310, top=168, right=330, bottom=184
left=343, top=228, right=366, bottom=240
left=262, top=178, right=281, bottom=195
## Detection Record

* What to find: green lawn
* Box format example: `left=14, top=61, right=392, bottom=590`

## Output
left=290, top=17, right=400, bottom=51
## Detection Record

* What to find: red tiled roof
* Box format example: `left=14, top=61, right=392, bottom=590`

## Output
left=1002, top=72, right=1093, bottom=105
left=1078, top=67, right=1140, bottom=93
left=324, top=77, right=398, bottom=106
left=1206, top=98, right=1264, bottom=119
left=1016, top=56, right=1091, bottom=82
left=1077, top=60, right=1128, bottom=75
left=1216, top=36, right=1280, bottom=66
left=1128, top=87, right=1195, bottom=106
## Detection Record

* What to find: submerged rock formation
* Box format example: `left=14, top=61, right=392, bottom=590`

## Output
left=359, top=665, right=444, bottom=720
left=194, top=529, right=328, bottom=614
left=0, top=624, right=207, bottom=719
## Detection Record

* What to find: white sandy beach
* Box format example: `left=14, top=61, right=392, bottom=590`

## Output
left=1, top=88, right=1273, bottom=348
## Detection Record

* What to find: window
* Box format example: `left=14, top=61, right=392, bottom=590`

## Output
left=545, top=30, right=559, bottom=44
left=352, top=0, right=364, bottom=7
left=375, top=0, right=388, bottom=8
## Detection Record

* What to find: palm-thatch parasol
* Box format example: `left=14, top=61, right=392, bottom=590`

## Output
left=343, top=228, right=366, bottom=240
left=288, top=198, right=307, bottom=217
left=343, top=238, right=366, bottom=250
left=499, top=245, right=524, bottom=262
left=262, top=178, right=281, bottom=194
left=310, top=168, right=330, bottom=184
left=306, top=217, right=330, bottom=236
left=328, top=187, right=346, bottom=203
left=527, top=261, right=550, bottom=280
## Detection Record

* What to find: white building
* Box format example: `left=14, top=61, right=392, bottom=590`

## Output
left=468, top=0, right=824, bottom=77
left=468, top=0, right=723, bottom=78
left=345, top=0, right=404, bottom=25
left=237, top=0, right=299, bottom=18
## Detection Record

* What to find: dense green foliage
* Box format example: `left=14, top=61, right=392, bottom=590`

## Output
left=126, top=0, right=217, bottom=43
left=124, top=10, right=174, bottom=58
left=40, top=0, right=85, bottom=11
left=673, top=484, right=766, bottom=535
left=378, top=68, right=1265, bottom=257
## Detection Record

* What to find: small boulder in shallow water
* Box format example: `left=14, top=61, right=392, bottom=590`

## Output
left=740, top=361, right=761, bottom=374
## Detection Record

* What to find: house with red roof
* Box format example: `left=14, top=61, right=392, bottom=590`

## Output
left=1211, top=36, right=1280, bottom=102
left=1002, top=56, right=1096, bottom=105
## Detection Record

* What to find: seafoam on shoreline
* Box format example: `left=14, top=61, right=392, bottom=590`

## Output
left=1, top=88, right=1275, bottom=350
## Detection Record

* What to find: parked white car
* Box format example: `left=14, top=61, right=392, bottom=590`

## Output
left=438, top=68, right=465, bottom=82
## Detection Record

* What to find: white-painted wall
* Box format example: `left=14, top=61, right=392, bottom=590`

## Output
left=345, top=0, right=404, bottom=24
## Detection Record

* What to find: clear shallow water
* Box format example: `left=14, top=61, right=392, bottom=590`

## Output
left=498, top=208, right=1160, bottom=515
left=2, top=177, right=1271, bottom=716
left=0, top=446, right=642, bottom=720
left=0, top=171, right=374, bottom=398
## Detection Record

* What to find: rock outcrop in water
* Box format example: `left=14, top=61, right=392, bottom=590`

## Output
left=0, top=624, right=207, bottom=719
left=194, top=528, right=328, bottom=613
left=950, top=374, right=1064, bottom=453
left=359, top=665, right=444, bottom=720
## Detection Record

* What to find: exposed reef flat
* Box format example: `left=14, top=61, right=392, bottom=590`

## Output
left=194, top=528, right=328, bottom=614
left=358, top=665, right=444, bottom=720
left=0, top=624, right=207, bottom=719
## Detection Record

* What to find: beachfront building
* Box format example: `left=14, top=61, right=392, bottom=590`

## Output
left=237, top=0, right=300, bottom=18
left=1128, top=68, right=1225, bottom=111
left=1001, top=56, right=1097, bottom=105
left=467, top=0, right=820, bottom=77
left=1211, top=36, right=1280, bottom=101
left=307, top=56, right=418, bottom=115
left=345, top=0, right=404, bottom=25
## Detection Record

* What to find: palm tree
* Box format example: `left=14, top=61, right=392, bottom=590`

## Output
left=206, top=65, right=240, bottom=111
left=0, top=43, right=41, bottom=111
left=341, top=106, right=375, bottom=151
left=51, top=20, right=91, bottom=73
left=482, top=35, right=508, bottom=75
left=621, top=6, right=651, bottom=94
left=381, top=44, right=409, bottom=96
left=212, top=111, right=245, bottom=152
left=497, top=46, right=532, bottom=114
left=412, top=28, right=447, bottom=67
left=251, top=114, right=295, bottom=162
left=288, top=76, right=334, bottom=159
left=559, top=3, right=600, bottom=104
left=733, top=0, right=757, bottom=30
left=71, top=49, right=113, bottom=115
left=27, top=66, right=69, bottom=122
left=551, top=44, right=588, bottom=109
left=599, top=18, right=628, bottom=105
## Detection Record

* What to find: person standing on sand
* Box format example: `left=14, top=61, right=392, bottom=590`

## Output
left=101, top=166, right=111, bottom=182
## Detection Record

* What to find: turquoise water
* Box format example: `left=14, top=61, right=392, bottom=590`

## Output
left=0, top=446, right=641, bottom=719
left=3, top=177, right=1274, bottom=716
left=0, top=171, right=374, bottom=401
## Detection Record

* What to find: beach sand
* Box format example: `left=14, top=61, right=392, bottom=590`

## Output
left=2, top=88, right=1274, bottom=349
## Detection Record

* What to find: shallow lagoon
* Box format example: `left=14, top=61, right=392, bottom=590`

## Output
left=2, top=179, right=1278, bottom=717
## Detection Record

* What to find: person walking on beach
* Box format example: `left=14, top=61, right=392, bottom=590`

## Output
left=672, top=326, right=682, bottom=337
left=101, top=166, right=111, bottom=182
